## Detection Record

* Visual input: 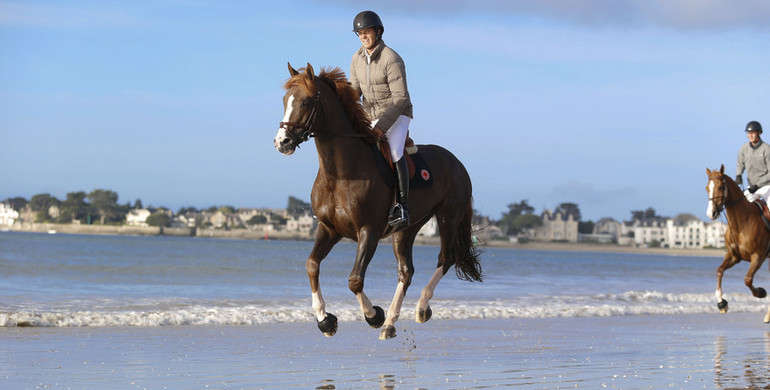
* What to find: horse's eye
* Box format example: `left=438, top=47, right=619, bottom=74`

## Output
left=301, top=98, right=313, bottom=107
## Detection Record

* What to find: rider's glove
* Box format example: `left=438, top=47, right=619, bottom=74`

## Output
left=749, top=184, right=759, bottom=194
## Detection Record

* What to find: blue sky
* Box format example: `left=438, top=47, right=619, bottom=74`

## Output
left=1, top=0, right=768, bottom=222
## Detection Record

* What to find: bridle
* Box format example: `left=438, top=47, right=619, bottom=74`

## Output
left=279, top=88, right=323, bottom=149
left=710, top=176, right=742, bottom=214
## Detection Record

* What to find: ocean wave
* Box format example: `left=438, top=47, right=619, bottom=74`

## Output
left=2, top=290, right=768, bottom=327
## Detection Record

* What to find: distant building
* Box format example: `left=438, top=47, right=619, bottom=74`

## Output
left=581, top=217, right=622, bottom=243
left=126, top=209, right=151, bottom=227
left=286, top=213, right=315, bottom=236
left=0, top=203, right=19, bottom=226
left=617, top=214, right=727, bottom=249
left=532, top=209, right=579, bottom=243
left=665, top=215, right=704, bottom=249
left=704, top=220, right=727, bottom=248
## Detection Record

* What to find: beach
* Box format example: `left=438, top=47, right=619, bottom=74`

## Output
left=3, top=313, right=770, bottom=389
left=3, top=231, right=769, bottom=389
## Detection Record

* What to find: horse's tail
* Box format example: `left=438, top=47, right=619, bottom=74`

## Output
left=453, top=198, right=483, bottom=282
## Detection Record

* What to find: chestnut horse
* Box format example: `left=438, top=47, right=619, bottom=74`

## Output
left=706, top=165, right=770, bottom=322
left=274, top=63, right=482, bottom=339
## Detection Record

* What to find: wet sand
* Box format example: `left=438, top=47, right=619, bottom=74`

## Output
left=2, top=312, right=769, bottom=389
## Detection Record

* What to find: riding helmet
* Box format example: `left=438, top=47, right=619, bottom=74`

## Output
left=353, top=11, right=384, bottom=35
left=746, top=121, right=763, bottom=133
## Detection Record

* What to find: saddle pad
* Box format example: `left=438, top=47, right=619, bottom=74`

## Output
left=372, top=143, right=433, bottom=190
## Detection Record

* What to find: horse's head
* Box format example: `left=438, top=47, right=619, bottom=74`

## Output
left=274, top=62, right=322, bottom=155
left=706, top=165, right=731, bottom=220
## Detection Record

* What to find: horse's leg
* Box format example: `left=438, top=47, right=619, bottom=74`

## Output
left=415, top=212, right=458, bottom=323
left=716, top=252, right=741, bottom=313
left=350, top=228, right=386, bottom=330
left=307, top=222, right=342, bottom=337
left=379, top=229, right=417, bottom=340
left=744, top=254, right=768, bottom=299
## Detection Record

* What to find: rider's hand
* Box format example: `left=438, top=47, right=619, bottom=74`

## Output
left=750, top=185, right=759, bottom=194
left=736, top=174, right=743, bottom=186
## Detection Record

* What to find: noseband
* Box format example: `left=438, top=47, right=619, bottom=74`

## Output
left=279, top=88, right=323, bottom=148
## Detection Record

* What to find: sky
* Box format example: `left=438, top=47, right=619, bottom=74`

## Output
left=1, top=0, right=769, bottom=222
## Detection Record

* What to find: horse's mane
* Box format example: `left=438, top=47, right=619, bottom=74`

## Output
left=283, top=66, right=373, bottom=139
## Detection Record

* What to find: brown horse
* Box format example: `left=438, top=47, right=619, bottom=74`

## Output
left=274, top=63, right=482, bottom=339
left=706, top=165, right=770, bottom=322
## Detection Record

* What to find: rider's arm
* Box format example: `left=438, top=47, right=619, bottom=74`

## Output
left=375, top=57, right=411, bottom=131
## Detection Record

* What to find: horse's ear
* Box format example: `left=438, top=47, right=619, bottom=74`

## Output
left=288, top=62, right=299, bottom=76
left=706, top=167, right=712, bottom=175
left=306, top=63, right=315, bottom=80
left=720, top=164, right=725, bottom=174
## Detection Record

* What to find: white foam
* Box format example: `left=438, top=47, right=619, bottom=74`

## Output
left=2, top=291, right=767, bottom=327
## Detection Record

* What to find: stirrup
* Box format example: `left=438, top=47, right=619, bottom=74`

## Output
left=388, top=203, right=409, bottom=227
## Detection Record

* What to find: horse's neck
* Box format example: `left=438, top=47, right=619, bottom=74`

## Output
left=314, top=105, right=374, bottom=179
left=724, top=187, right=756, bottom=225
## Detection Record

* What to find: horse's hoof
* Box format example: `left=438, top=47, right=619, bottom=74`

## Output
left=365, top=306, right=386, bottom=329
left=757, top=288, right=767, bottom=299
left=317, top=313, right=338, bottom=337
left=416, top=307, right=432, bottom=323
left=718, top=300, right=729, bottom=314
left=379, top=325, right=396, bottom=340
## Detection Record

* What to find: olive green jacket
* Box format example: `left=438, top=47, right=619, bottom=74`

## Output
left=350, top=40, right=413, bottom=131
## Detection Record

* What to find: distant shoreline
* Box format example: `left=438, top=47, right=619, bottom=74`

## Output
left=4, top=222, right=726, bottom=258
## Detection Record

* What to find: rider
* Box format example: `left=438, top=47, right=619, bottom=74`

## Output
left=736, top=121, right=770, bottom=202
left=349, top=10, right=414, bottom=228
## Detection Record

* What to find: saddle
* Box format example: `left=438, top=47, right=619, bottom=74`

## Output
left=372, top=133, right=433, bottom=189
left=753, top=199, right=770, bottom=230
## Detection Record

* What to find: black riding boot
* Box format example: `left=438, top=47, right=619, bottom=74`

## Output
left=388, top=157, right=410, bottom=228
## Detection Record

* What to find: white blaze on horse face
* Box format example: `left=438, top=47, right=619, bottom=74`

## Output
left=706, top=180, right=717, bottom=220
left=274, top=94, right=295, bottom=154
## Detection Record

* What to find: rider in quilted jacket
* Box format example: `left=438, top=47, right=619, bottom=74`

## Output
left=736, top=121, right=770, bottom=202
left=349, top=10, right=414, bottom=228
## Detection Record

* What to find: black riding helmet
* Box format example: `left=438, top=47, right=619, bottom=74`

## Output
left=746, top=121, right=763, bottom=133
left=353, top=10, right=384, bottom=36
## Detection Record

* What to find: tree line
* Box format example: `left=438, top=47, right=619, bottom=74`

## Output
left=5, top=190, right=662, bottom=235
left=2, top=191, right=313, bottom=227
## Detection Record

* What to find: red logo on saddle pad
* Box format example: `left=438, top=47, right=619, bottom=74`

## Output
left=421, top=169, right=430, bottom=181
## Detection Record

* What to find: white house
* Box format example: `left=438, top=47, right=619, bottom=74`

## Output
left=624, top=219, right=667, bottom=247
left=665, top=216, right=704, bottom=249
left=619, top=215, right=727, bottom=249
left=126, top=209, right=152, bottom=227
left=0, top=203, right=19, bottom=226
left=286, top=213, right=315, bottom=235
left=704, top=220, right=727, bottom=248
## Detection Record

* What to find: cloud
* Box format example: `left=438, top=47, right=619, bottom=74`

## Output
left=333, top=0, right=770, bottom=31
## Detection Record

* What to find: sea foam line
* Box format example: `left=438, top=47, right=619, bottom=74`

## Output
left=1, top=291, right=768, bottom=327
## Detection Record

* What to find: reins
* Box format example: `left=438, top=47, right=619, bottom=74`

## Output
left=278, top=82, right=370, bottom=149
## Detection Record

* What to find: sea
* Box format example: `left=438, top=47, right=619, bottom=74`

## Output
left=0, top=230, right=765, bottom=328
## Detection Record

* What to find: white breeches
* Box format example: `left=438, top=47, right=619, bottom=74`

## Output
left=373, top=115, right=410, bottom=161
left=744, top=185, right=770, bottom=203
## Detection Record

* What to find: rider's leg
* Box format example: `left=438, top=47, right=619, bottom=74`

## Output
left=744, top=185, right=770, bottom=202
left=382, top=115, right=411, bottom=227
